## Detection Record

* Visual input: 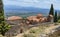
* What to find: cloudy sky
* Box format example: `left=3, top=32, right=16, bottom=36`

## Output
left=3, top=0, right=60, bottom=10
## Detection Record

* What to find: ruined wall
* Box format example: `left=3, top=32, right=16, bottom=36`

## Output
left=5, top=22, right=54, bottom=37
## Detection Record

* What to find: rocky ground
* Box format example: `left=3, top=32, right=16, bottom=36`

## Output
left=15, top=23, right=60, bottom=37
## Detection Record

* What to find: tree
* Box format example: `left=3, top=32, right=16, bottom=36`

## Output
left=0, top=21, right=11, bottom=36
left=54, top=11, right=58, bottom=22
left=0, top=0, right=4, bottom=23
left=49, top=4, right=54, bottom=16
left=48, top=4, right=54, bottom=21
left=0, top=0, right=11, bottom=36
left=58, top=12, right=60, bottom=20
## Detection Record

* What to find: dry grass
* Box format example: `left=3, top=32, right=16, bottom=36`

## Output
left=26, top=25, right=50, bottom=37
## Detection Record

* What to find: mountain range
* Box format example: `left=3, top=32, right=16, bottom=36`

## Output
left=4, top=5, right=60, bottom=17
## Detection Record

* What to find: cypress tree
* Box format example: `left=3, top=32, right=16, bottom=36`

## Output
left=0, top=0, right=11, bottom=36
left=48, top=4, right=54, bottom=22
left=54, top=11, right=58, bottom=22
left=0, top=0, right=4, bottom=23
left=58, top=12, right=60, bottom=20
left=49, top=4, right=54, bottom=16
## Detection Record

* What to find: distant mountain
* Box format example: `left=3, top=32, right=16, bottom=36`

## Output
left=4, top=5, right=60, bottom=13
left=4, top=5, right=49, bottom=13
left=4, top=5, right=60, bottom=17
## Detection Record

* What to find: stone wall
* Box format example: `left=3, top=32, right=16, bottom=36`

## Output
left=5, top=22, right=54, bottom=37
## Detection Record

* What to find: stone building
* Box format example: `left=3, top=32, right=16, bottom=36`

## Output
left=26, top=14, right=54, bottom=25
left=47, top=14, right=53, bottom=22
left=6, top=16, right=23, bottom=25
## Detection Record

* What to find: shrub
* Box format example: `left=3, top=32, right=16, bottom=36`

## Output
left=0, top=21, right=11, bottom=36
left=29, top=27, right=39, bottom=33
left=58, top=20, right=60, bottom=23
left=29, top=29, right=37, bottom=33
left=23, top=33, right=35, bottom=37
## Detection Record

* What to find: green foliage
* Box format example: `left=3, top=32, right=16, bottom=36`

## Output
left=58, top=16, right=60, bottom=20
left=29, top=28, right=39, bottom=33
left=29, top=29, right=36, bottom=33
left=54, top=11, right=58, bottom=22
left=49, top=4, right=54, bottom=16
left=0, top=16, right=4, bottom=21
left=58, top=20, right=60, bottom=23
left=0, top=21, right=11, bottom=36
left=0, top=0, right=11, bottom=36
left=23, top=33, right=35, bottom=37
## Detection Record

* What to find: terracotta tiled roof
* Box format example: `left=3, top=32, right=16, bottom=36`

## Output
left=27, top=16, right=36, bottom=20
left=7, top=16, right=22, bottom=20
left=37, top=14, right=43, bottom=17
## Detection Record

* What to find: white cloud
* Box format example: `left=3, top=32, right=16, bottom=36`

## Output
left=3, top=0, right=60, bottom=10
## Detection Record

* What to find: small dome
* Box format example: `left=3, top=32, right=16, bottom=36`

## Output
left=27, top=16, right=36, bottom=20
left=36, top=14, right=43, bottom=19
left=37, top=14, right=43, bottom=17
left=7, top=16, right=22, bottom=20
